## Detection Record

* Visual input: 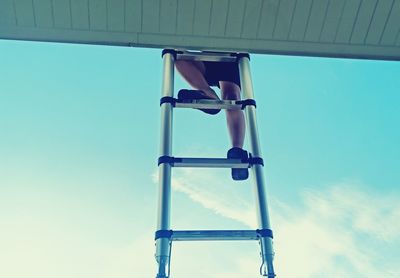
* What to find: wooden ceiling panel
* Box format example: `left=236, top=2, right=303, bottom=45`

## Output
left=0, top=0, right=399, bottom=60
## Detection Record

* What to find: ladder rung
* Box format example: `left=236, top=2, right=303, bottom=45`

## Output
left=173, top=158, right=249, bottom=168
left=175, top=99, right=241, bottom=110
left=171, top=230, right=260, bottom=241
left=176, top=51, right=237, bottom=62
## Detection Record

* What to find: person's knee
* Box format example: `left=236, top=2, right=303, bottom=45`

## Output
left=222, top=91, right=240, bottom=100
left=221, top=87, right=241, bottom=100
left=220, top=81, right=241, bottom=100
left=175, top=60, right=205, bottom=75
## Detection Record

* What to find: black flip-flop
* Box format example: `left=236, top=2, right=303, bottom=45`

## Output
left=227, top=147, right=249, bottom=181
left=177, top=89, right=221, bottom=115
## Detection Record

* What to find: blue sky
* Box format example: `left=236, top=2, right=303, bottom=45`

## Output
left=0, top=39, right=399, bottom=277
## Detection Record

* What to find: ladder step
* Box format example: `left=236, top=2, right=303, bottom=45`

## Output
left=171, top=230, right=260, bottom=241
left=173, top=158, right=249, bottom=168
left=175, top=99, right=241, bottom=110
left=158, top=156, right=264, bottom=168
left=176, top=51, right=237, bottom=62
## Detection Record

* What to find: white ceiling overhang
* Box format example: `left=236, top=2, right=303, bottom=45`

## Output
left=1, top=0, right=400, bottom=60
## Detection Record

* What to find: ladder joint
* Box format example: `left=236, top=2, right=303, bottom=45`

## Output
left=236, top=98, right=257, bottom=109
left=248, top=155, right=264, bottom=166
left=160, top=96, right=176, bottom=106
left=256, top=228, right=273, bottom=239
left=155, top=229, right=173, bottom=240
left=161, top=49, right=178, bottom=60
left=158, top=156, right=181, bottom=166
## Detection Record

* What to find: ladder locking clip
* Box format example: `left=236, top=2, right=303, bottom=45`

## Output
left=256, top=228, right=274, bottom=239
left=234, top=53, right=251, bottom=61
left=161, top=49, right=179, bottom=59
left=248, top=154, right=264, bottom=166
left=160, top=96, right=177, bottom=107
left=236, top=99, right=257, bottom=109
left=155, top=230, right=173, bottom=240
left=158, top=156, right=182, bottom=166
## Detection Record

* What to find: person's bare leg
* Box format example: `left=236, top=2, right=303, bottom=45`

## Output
left=175, top=60, right=219, bottom=100
left=220, top=81, right=245, bottom=148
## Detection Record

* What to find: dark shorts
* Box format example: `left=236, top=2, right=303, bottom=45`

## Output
left=203, top=61, right=241, bottom=89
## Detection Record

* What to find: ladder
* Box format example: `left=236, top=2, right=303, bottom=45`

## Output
left=155, top=49, right=275, bottom=277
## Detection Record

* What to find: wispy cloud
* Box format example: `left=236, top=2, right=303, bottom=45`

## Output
left=153, top=169, right=400, bottom=278
left=309, top=184, right=400, bottom=241
left=152, top=168, right=257, bottom=227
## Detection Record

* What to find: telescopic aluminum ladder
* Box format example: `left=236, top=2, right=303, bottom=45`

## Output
left=155, top=49, right=275, bottom=277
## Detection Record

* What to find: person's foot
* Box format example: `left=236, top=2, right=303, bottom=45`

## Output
left=227, top=147, right=249, bottom=181
left=177, top=89, right=221, bottom=115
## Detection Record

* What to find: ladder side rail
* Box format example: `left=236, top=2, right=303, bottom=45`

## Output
left=155, top=52, right=175, bottom=278
left=238, top=56, right=276, bottom=277
left=238, top=57, right=271, bottom=228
